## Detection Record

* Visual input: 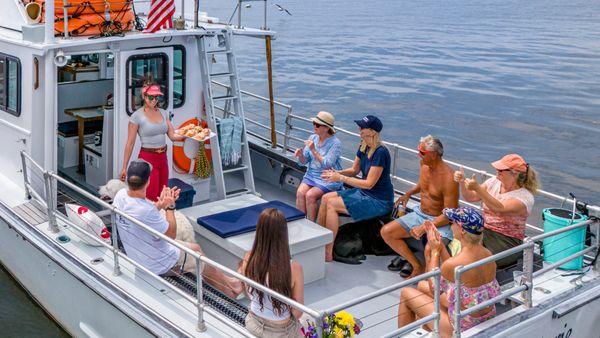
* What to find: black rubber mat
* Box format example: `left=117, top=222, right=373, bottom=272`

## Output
left=163, top=272, right=248, bottom=325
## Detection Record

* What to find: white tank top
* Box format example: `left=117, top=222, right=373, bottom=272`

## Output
left=248, top=289, right=291, bottom=321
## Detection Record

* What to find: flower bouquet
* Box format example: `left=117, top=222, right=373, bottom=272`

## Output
left=302, top=311, right=362, bottom=338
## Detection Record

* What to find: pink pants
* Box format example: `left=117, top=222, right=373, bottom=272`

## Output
left=138, top=150, right=169, bottom=201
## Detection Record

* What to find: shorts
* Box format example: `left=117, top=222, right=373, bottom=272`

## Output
left=394, top=205, right=453, bottom=239
left=245, top=312, right=302, bottom=338
left=337, top=188, right=393, bottom=222
left=161, top=241, right=198, bottom=276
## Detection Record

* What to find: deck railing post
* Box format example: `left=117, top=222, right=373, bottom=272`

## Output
left=593, top=220, right=600, bottom=272
left=110, top=208, right=121, bottom=276
left=522, top=238, right=534, bottom=308
left=194, top=0, right=199, bottom=28
left=453, top=265, right=463, bottom=338
left=315, top=311, right=326, bottom=338
left=43, top=172, right=59, bottom=233
left=20, top=152, right=31, bottom=200
left=433, top=268, right=441, bottom=337
left=196, top=256, right=207, bottom=332
left=282, top=109, right=292, bottom=154
left=62, top=0, right=70, bottom=39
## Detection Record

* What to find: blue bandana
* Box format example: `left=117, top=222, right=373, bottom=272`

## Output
left=443, top=207, right=484, bottom=235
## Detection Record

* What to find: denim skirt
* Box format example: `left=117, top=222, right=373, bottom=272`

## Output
left=337, top=188, right=393, bottom=221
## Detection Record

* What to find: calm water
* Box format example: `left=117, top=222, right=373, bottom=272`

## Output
left=3, top=0, right=600, bottom=333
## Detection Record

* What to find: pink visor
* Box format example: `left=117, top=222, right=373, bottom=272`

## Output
left=142, top=84, right=163, bottom=96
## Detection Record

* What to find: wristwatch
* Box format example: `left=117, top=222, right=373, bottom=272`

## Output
left=166, top=205, right=176, bottom=211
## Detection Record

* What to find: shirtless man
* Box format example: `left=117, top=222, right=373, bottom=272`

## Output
left=380, top=135, right=459, bottom=278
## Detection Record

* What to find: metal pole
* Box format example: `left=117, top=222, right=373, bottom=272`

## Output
left=433, top=269, right=441, bottom=337
left=20, top=152, right=31, bottom=199
left=194, top=0, right=199, bottom=28
left=265, top=35, right=277, bottom=148
left=196, top=257, right=206, bottom=332
left=263, top=0, right=267, bottom=30
left=594, top=220, right=600, bottom=272
left=453, top=266, right=463, bottom=338
left=522, top=237, right=534, bottom=308
left=43, top=172, right=59, bottom=233
left=111, top=209, right=121, bottom=276
left=315, top=311, right=325, bottom=338
left=282, top=110, right=291, bottom=154
left=237, top=0, right=242, bottom=28
left=62, top=0, right=70, bottom=39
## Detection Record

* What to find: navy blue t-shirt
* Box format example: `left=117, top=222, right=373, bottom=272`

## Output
left=356, top=145, right=394, bottom=202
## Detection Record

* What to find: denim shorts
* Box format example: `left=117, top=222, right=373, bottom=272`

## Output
left=338, top=188, right=393, bottom=222
left=395, top=205, right=453, bottom=239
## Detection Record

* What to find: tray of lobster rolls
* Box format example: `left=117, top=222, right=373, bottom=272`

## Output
left=175, top=124, right=216, bottom=142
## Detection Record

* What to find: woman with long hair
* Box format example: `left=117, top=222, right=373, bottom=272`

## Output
left=294, top=111, right=343, bottom=221
left=320, top=115, right=394, bottom=261
left=240, top=208, right=304, bottom=337
left=454, top=153, right=539, bottom=268
left=120, top=81, right=185, bottom=201
left=398, top=207, right=500, bottom=338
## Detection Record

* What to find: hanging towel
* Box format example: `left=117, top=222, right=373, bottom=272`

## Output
left=219, top=116, right=243, bottom=166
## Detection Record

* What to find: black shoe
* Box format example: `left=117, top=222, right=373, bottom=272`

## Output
left=387, top=256, right=407, bottom=271
left=399, top=261, right=413, bottom=278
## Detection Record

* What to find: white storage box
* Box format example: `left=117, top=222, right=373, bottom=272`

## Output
left=58, top=133, right=94, bottom=168
left=84, top=144, right=108, bottom=189
left=188, top=177, right=211, bottom=203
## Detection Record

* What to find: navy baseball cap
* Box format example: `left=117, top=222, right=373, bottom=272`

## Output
left=443, top=207, right=484, bottom=235
left=354, top=115, right=383, bottom=133
left=127, top=159, right=152, bottom=185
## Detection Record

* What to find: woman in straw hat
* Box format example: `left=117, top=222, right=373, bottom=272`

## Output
left=453, top=153, right=539, bottom=268
left=294, top=111, right=343, bottom=221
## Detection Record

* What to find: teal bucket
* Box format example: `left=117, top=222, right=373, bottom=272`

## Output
left=542, top=208, right=588, bottom=270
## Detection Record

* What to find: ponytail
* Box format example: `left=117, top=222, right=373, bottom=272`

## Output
left=517, top=164, right=539, bottom=195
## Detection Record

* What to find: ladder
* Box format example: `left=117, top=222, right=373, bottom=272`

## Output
left=197, top=29, right=256, bottom=200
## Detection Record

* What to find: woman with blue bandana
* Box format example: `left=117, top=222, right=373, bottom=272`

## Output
left=398, top=207, right=500, bottom=336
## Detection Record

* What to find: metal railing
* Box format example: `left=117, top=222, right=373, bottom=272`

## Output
left=19, top=151, right=319, bottom=337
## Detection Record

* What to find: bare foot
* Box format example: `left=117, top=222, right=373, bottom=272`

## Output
left=407, top=264, right=424, bottom=279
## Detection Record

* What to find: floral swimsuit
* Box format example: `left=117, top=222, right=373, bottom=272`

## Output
left=441, top=278, right=501, bottom=331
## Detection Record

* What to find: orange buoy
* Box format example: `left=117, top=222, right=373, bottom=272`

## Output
left=173, top=118, right=212, bottom=174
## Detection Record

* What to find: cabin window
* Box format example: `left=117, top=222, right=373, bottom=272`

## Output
left=0, top=54, right=21, bottom=117
left=125, top=52, right=169, bottom=115
left=173, top=45, right=186, bottom=108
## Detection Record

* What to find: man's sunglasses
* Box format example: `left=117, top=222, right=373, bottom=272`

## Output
left=313, top=122, right=324, bottom=128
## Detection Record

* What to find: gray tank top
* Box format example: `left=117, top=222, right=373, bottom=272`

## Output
left=130, top=108, right=168, bottom=148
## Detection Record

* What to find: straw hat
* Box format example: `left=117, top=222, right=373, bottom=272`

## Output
left=311, top=111, right=335, bottom=134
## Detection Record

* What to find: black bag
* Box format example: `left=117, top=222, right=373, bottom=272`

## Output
left=333, top=216, right=396, bottom=264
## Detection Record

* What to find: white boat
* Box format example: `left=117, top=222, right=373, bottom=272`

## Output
left=0, top=1, right=599, bottom=337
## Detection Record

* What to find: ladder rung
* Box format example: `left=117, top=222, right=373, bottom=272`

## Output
left=223, top=165, right=248, bottom=174
left=210, top=72, right=234, bottom=77
left=207, top=50, right=232, bottom=54
left=226, top=188, right=250, bottom=197
left=212, top=95, right=237, bottom=101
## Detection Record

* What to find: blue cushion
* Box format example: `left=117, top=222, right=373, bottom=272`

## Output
left=197, top=201, right=306, bottom=238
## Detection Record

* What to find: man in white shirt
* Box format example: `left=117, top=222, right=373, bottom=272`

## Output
left=114, top=160, right=241, bottom=298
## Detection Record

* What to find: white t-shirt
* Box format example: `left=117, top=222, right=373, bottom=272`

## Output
left=113, top=188, right=180, bottom=275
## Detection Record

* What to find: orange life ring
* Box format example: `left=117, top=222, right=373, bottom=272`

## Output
left=173, top=118, right=212, bottom=174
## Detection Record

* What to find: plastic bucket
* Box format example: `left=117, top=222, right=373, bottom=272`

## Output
left=542, top=208, right=588, bottom=270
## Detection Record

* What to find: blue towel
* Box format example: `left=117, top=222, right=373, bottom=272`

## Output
left=197, top=201, right=306, bottom=238
left=219, top=116, right=243, bottom=166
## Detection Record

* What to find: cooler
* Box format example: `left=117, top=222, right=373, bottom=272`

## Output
left=542, top=208, right=588, bottom=270
left=168, top=178, right=196, bottom=209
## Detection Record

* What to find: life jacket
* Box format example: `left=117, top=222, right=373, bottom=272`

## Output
left=33, top=0, right=135, bottom=37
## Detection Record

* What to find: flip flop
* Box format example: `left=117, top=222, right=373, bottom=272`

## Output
left=387, top=256, right=407, bottom=271
left=399, top=261, right=413, bottom=278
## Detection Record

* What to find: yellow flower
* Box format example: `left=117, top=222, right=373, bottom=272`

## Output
left=335, top=311, right=355, bottom=328
left=333, top=327, right=344, bottom=338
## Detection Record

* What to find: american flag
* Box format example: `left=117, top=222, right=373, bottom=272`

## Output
left=144, top=0, right=175, bottom=33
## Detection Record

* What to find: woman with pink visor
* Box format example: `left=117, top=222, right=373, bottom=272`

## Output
left=454, top=154, right=539, bottom=268
left=120, top=82, right=185, bottom=201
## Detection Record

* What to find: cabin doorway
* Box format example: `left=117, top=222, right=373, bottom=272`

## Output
left=55, top=51, right=115, bottom=194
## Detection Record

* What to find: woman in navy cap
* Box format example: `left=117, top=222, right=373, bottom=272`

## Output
left=320, top=115, right=394, bottom=261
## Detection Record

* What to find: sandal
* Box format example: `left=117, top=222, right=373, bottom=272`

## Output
left=387, top=256, right=407, bottom=271
left=399, top=261, right=414, bottom=278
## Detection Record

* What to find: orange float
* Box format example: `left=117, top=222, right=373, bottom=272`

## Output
left=34, top=0, right=135, bottom=36
left=173, top=118, right=213, bottom=174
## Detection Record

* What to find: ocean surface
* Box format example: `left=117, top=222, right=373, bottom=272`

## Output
left=2, top=0, right=599, bottom=334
